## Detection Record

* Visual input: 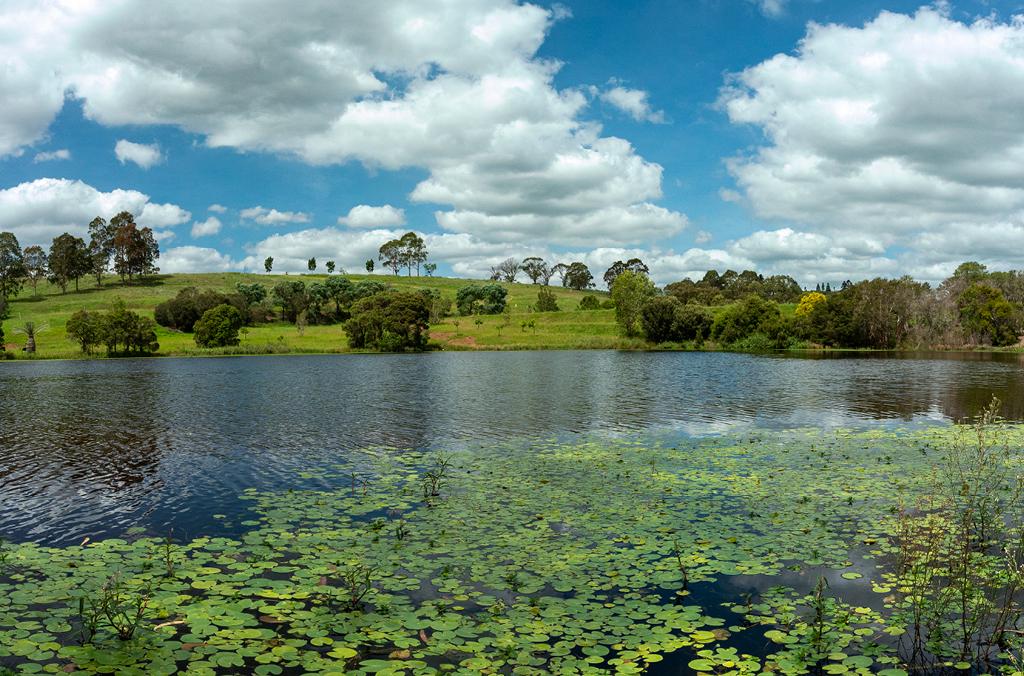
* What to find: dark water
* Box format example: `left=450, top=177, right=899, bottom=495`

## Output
left=2, top=350, right=1023, bottom=545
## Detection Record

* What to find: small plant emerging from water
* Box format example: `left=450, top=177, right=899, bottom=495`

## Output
left=422, top=453, right=452, bottom=503
left=74, top=573, right=151, bottom=642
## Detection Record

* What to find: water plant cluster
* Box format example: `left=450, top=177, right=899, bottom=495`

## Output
left=1, top=417, right=1023, bottom=674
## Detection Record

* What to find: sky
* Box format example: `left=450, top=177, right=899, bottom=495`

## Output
left=2, top=0, right=1024, bottom=287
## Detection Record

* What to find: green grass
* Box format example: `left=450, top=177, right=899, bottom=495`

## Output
left=0, top=272, right=624, bottom=360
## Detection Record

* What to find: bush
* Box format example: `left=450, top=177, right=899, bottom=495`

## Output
left=536, top=287, right=559, bottom=312
left=345, top=291, right=430, bottom=351
left=65, top=310, right=103, bottom=354
left=673, top=305, right=714, bottom=342
left=600, top=299, right=615, bottom=309
left=456, top=284, right=507, bottom=315
left=194, top=304, right=244, bottom=348
left=711, top=296, right=782, bottom=345
left=155, top=287, right=246, bottom=332
left=578, top=295, right=601, bottom=310
left=640, top=296, right=681, bottom=342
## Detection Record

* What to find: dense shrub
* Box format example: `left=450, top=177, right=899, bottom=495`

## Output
left=673, top=305, right=714, bottom=342
left=155, top=287, right=246, bottom=332
left=577, top=295, right=601, bottom=310
left=194, top=304, right=245, bottom=348
left=711, top=296, right=782, bottom=345
left=456, top=284, right=507, bottom=315
left=536, top=287, right=559, bottom=312
left=345, top=291, right=430, bottom=351
left=640, top=296, right=681, bottom=343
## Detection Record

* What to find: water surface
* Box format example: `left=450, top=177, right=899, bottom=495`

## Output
left=2, top=350, right=1022, bottom=545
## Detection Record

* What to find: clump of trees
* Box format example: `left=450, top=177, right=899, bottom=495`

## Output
left=665, top=269, right=803, bottom=306
left=378, top=232, right=428, bottom=276
left=155, top=287, right=249, bottom=332
left=345, top=291, right=430, bottom=351
left=486, top=257, right=595, bottom=290
left=456, top=284, right=507, bottom=315
left=66, top=300, right=159, bottom=355
left=610, top=270, right=656, bottom=337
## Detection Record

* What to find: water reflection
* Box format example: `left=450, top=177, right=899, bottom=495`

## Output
left=1, top=351, right=1022, bottom=544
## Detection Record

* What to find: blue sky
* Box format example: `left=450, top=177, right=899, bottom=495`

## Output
left=2, top=0, right=1024, bottom=285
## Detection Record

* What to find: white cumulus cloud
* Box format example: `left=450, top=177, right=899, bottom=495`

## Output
left=114, top=139, right=164, bottom=169
left=338, top=204, right=407, bottom=229
left=33, top=148, right=70, bottom=162
left=161, top=246, right=239, bottom=273
left=598, top=86, right=665, bottom=123
left=191, top=216, right=222, bottom=238
left=0, top=178, right=190, bottom=245
left=240, top=206, right=311, bottom=225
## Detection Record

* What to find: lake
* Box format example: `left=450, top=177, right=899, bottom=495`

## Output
left=2, top=350, right=1023, bottom=546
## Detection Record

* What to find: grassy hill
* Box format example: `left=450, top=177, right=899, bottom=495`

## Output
left=0, top=272, right=645, bottom=360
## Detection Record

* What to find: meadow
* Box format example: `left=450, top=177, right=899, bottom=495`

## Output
left=0, top=273, right=653, bottom=359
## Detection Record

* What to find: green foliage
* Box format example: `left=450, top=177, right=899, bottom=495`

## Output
left=325, top=260, right=336, bottom=274
left=666, top=270, right=802, bottom=305
left=65, top=310, right=103, bottom=354
left=345, top=291, right=430, bottom=351
left=640, top=296, right=682, bottom=342
left=610, top=270, right=656, bottom=337
left=520, top=257, right=548, bottom=284
left=307, top=257, right=316, bottom=272
left=234, top=282, right=268, bottom=307
left=99, top=299, right=160, bottom=355
left=562, top=261, right=594, bottom=290
left=379, top=232, right=428, bottom=276
left=535, top=286, right=559, bottom=312
left=47, top=232, right=91, bottom=293
left=193, top=304, right=245, bottom=348
left=712, top=295, right=782, bottom=345
left=577, top=294, right=601, bottom=310
left=155, top=287, right=246, bottom=332
left=674, top=304, right=714, bottom=342
left=110, top=212, right=160, bottom=283
left=0, top=231, right=26, bottom=303
left=263, top=256, right=273, bottom=273
left=273, top=280, right=309, bottom=323
left=456, top=283, right=507, bottom=315
left=958, top=283, right=1019, bottom=346
left=603, top=258, right=648, bottom=289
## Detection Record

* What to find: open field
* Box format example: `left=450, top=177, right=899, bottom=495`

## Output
left=0, top=272, right=644, bottom=359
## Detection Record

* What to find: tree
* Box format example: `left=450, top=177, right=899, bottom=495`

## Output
left=563, top=262, right=594, bottom=291
left=378, top=239, right=403, bottom=275
left=610, top=270, right=656, bottom=337
left=456, top=284, right=508, bottom=315
left=424, top=262, right=437, bottom=277
left=273, top=280, right=309, bottom=323
left=521, top=257, right=548, bottom=284
left=194, top=304, right=244, bottom=348
left=110, top=212, right=159, bottom=282
left=235, top=282, right=268, bottom=307
left=604, top=258, right=649, bottom=289
left=156, top=287, right=247, bottom=332
left=494, top=258, right=520, bottom=283
left=795, top=291, right=827, bottom=318
left=345, top=291, right=430, bottom=351
left=0, top=231, right=26, bottom=303
left=100, top=299, right=159, bottom=354
left=87, top=217, right=115, bottom=286
left=22, top=245, right=48, bottom=296
left=326, top=261, right=336, bottom=274
left=48, top=233, right=90, bottom=293
left=307, top=257, right=317, bottom=272
left=264, top=257, right=274, bottom=273
left=550, top=263, right=569, bottom=285
left=958, top=283, right=1019, bottom=346
left=536, top=287, right=559, bottom=311
left=13, top=321, right=46, bottom=354
left=66, top=310, right=103, bottom=354
left=399, top=231, right=428, bottom=275
left=365, top=259, right=374, bottom=273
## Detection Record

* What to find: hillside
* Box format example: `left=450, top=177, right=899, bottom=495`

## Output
left=0, top=272, right=641, bottom=359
